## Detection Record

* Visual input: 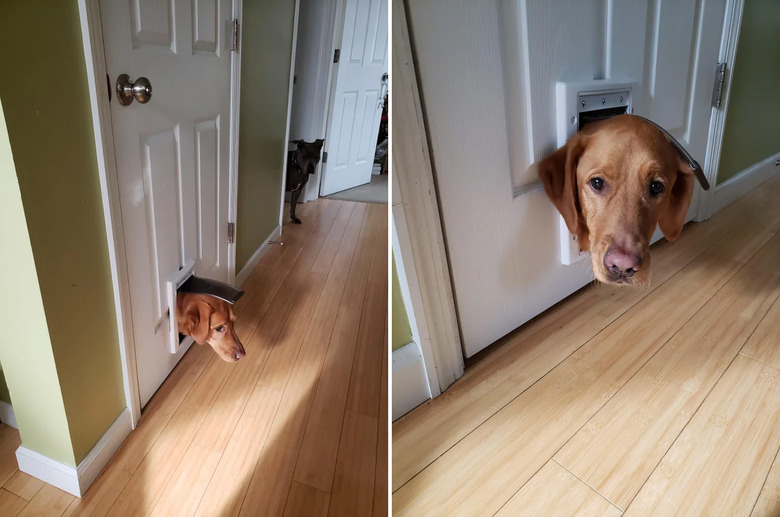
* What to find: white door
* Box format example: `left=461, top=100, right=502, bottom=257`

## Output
left=101, top=0, right=233, bottom=406
left=320, top=0, right=388, bottom=196
left=406, top=0, right=727, bottom=357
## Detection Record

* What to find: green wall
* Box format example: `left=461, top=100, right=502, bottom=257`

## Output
left=717, top=0, right=780, bottom=184
left=0, top=1, right=125, bottom=465
left=236, top=0, right=297, bottom=271
left=0, top=99, right=76, bottom=465
left=392, top=254, right=413, bottom=351
left=0, top=368, right=10, bottom=404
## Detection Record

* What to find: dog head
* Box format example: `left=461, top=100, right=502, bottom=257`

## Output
left=177, top=293, right=246, bottom=361
left=539, top=115, right=695, bottom=285
left=291, top=139, right=325, bottom=176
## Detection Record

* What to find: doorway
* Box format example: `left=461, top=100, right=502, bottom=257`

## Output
left=289, top=0, right=389, bottom=205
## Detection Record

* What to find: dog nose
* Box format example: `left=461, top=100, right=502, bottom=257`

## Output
left=234, top=344, right=246, bottom=360
left=604, top=247, right=642, bottom=277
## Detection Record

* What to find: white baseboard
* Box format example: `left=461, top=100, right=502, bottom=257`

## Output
left=235, top=225, right=282, bottom=288
left=0, top=401, right=17, bottom=429
left=392, top=342, right=432, bottom=421
left=16, top=408, right=132, bottom=497
left=714, top=152, right=780, bottom=214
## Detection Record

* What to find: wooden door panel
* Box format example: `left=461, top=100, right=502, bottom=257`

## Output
left=332, top=91, right=357, bottom=171
left=194, top=117, right=221, bottom=275
left=355, top=90, right=380, bottom=165
left=647, top=0, right=697, bottom=134
left=103, top=0, right=231, bottom=405
left=141, top=127, right=182, bottom=327
left=130, top=0, right=174, bottom=50
left=368, top=0, right=388, bottom=65
left=193, top=0, right=220, bottom=55
left=320, top=0, right=388, bottom=195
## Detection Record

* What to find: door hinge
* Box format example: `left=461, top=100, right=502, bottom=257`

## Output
left=230, top=19, right=240, bottom=52
left=334, top=49, right=340, bottom=63
left=322, top=151, right=328, bottom=164
left=711, top=62, right=727, bottom=108
left=228, top=222, right=235, bottom=243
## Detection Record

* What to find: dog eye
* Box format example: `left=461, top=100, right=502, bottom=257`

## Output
left=589, top=177, right=605, bottom=191
left=650, top=181, right=664, bottom=196
left=215, top=325, right=225, bottom=332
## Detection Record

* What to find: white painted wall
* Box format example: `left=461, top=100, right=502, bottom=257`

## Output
left=289, top=0, right=339, bottom=202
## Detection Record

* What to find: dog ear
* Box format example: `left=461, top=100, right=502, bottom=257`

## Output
left=539, top=134, right=588, bottom=246
left=658, top=161, right=695, bottom=242
left=315, top=138, right=324, bottom=149
left=179, top=299, right=212, bottom=344
left=290, top=139, right=304, bottom=148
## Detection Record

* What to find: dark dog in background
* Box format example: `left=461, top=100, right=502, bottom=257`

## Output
left=286, top=139, right=325, bottom=224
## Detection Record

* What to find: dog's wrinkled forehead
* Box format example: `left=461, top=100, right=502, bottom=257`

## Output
left=580, top=119, right=678, bottom=173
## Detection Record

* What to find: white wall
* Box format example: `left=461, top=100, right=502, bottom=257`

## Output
left=289, top=0, right=339, bottom=201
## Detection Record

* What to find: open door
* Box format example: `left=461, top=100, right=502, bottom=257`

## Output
left=101, top=0, right=234, bottom=406
left=319, top=0, right=388, bottom=196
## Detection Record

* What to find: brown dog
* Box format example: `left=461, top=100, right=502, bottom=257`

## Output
left=176, top=292, right=246, bottom=361
left=540, top=115, right=696, bottom=285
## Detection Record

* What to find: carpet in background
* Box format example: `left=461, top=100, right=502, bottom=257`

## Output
left=324, top=174, right=388, bottom=204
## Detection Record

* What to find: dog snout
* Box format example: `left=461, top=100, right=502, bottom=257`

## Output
left=603, top=246, right=643, bottom=278
left=234, top=343, right=246, bottom=361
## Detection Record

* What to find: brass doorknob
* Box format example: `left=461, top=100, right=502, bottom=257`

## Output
left=116, top=74, right=152, bottom=105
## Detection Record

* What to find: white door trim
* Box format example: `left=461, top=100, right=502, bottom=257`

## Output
left=392, top=0, right=463, bottom=394
left=227, top=0, right=244, bottom=284
left=78, top=0, right=245, bottom=425
left=78, top=0, right=141, bottom=427
left=318, top=0, right=346, bottom=198
left=307, top=0, right=340, bottom=203
left=696, top=0, right=745, bottom=221
left=280, top=0, right=303, bottom=228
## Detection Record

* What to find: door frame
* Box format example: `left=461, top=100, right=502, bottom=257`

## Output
left=281, top=1, right=303, bottom=225
left=78, top=0, right=245, bottom=426
left=318, top=0, right=389, bottom=198
left=695, top=0, right=745, bottom=221
left=227, top=0, right=244, bottom=283
left=392, top=0, right=463, bottom=395
left=288, top=0, right=342, bottom=203
left=310, top=0, right=342, bottom=202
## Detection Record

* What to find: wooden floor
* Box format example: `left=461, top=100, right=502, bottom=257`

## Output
left=393, top=175, right=780, bottom=516
left=0, top=198, right=388, bottom=516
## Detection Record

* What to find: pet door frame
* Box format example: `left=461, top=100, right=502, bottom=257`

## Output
left=554, top=79, right=636, bottom=265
